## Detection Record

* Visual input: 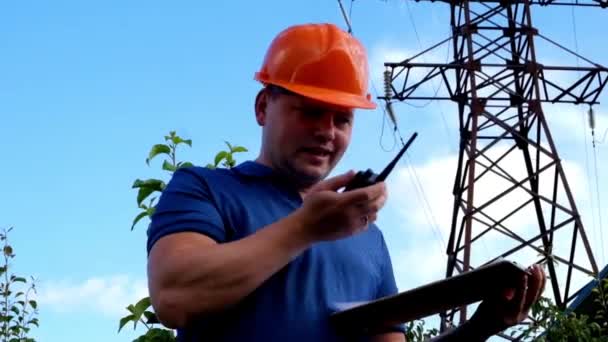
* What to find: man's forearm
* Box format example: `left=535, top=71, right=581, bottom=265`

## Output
left=371, top=332, right=407, bottom=342
left=150, top=211, right=314, bottom=327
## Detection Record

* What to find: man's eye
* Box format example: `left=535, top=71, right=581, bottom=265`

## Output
left=336, top=116, right=352, bottom=126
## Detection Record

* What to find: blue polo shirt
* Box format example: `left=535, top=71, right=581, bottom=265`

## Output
left=147, top=160, right=403, bottom=341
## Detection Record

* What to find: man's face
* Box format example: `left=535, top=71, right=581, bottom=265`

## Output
left=256, top=88, right=354, bottom=186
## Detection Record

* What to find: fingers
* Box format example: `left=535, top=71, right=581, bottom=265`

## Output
left=341, top=183, right=387, bottom=219
left=504, top=265, right=546, bottom=324
left=523, top=265, right=546, bottom=309
left=512, top=273, right=528, bottom=312
left=341, top=181, right=386, bottom=204
left=315, top=170, right=356, bottom=192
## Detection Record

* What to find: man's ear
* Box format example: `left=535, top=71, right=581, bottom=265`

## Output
left=254, top=88, right=267, bottom=126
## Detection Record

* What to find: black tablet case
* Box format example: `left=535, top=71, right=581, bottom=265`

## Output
left=330, top=259, right=529, bottom=335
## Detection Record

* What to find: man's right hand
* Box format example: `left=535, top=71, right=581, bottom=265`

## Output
left=295, top=170, right=388, bottom=242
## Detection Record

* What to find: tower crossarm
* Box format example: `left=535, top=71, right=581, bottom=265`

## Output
left=382, top=61, right=608, bottom=105
left=416, top=0, right=608, bottom=8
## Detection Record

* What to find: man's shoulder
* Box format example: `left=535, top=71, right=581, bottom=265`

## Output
left=173, top=160, right=267, bottom=181
left=170, top=164, right=240, bottom=184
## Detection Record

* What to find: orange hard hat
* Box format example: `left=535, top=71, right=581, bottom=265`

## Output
left=254, top=23, right=376, bottom=110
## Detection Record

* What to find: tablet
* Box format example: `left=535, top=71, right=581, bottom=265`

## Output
left=329, top=259, right=530, bottom=335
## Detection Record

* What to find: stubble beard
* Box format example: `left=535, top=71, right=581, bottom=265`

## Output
left=279, top=154, right=333, bottom=189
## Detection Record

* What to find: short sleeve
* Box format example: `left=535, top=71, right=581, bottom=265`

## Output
left=377, top=233, right=399, bottom=298
left=146, top=167, right=227, bottom=254
left=376, top=233, right=407, bottom=335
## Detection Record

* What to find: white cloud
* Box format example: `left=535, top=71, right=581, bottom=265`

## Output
left=393, top=237, right=448, bottom=290
left=545, top=103, right=608, bottom=144
left=385, top=142, right=605, bottom=305
left=34, top=275, right=149, bottom=317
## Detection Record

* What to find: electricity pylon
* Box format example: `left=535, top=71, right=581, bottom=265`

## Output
left=381, top=0, right=607, bottom=338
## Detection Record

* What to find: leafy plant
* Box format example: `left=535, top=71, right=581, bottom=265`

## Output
left=0, top=227, right=39, bottom=342
left=591, top=277, right=608, bottom=334
left=405, top=319, right=439, bottom=341
left=118, top=297, right=174, bottom=341
left=205, top=141, right=247, bottom=169
left=513, top=294, right=607, bottom=342
left=120, top=131, right=247, bottom=341
left=130, top=131, right=193, bottom=231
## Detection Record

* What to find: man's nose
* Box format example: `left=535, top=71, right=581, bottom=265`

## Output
left=314, top=114, right=336, bottom=140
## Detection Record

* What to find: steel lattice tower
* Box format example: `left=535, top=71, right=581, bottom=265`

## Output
left=381, top=0, right=607, bottom=338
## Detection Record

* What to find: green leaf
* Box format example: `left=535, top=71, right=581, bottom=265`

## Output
left=134, top=297, right=152, bottom=315
left=133, top=179, right=166, bottom=206
left=3, top=245, right=13, bottom=256
left=224, top=141, right=233, bottom=151
left=137, top=187, right=156, bottom=207
left=126, top=304, right=136, bottom=314
left=146, top=144, right=171, bottom=165
left=231, top=146, right=247, bottom=153
left=144, top=311, right=160, bottom=324
left=135, top=328, right=175, bottom=341
left=122, top=297, right=153, bottom=332
left=132, top=178, right=165, bottom=191
left=131, top=211, right=149, bottom=231
left=178, top=161, right=194, bottom=169
left=29, top=300, right=37, bottom=310
left=118, top=314, right=135, bottom=332
left=12, top=276, right=26, bottom=283
left=224, top=154, right=235, bottom=168
left=171, top=136, right=192, bottom=147
left=10, top=306, right=19, bottom=315
left=214, top=151, right=229, bottom=167
left=132, top=178, right=166, bottom=195
left=162, top=160, right=177, bottom=172
left=146, top=206, right=156, bottom=217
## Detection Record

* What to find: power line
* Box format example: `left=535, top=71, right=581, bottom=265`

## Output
left=336, top=0, right=448, bottom=259
left=404, top=152, right=448, bottom=254
left=400, top=1, right=456, bottom=154
left=570, top=2, right=605, bottom=265
left=591, top=139, right=605, bottom=265
left=336, top=0, right=353, bottom=33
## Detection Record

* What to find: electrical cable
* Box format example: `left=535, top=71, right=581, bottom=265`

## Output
left=591, top=136, right=605, bottom=265
left=571, top=2, right=605, bottom=265
left=337, top=0, right=448, bottom=260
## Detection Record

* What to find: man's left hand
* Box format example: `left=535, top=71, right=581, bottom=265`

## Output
left=468, top=264, right=547, bottom=338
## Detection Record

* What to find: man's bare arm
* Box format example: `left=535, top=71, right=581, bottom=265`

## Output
left=147, top=213, right=312, bottom=329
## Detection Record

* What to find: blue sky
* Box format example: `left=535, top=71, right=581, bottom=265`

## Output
left=2, top=1, right=607, bottom=341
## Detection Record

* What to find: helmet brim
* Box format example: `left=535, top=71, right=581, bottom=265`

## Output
left=256, top=75, right=377, bottom=110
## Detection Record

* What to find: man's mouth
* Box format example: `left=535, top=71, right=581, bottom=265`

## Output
left=300, top=147, right=332, bottom=158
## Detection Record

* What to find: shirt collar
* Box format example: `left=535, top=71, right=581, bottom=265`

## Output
left=233, top=161, right=304, bottom=202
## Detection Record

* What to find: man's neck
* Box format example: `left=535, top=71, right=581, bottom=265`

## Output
left=254, top=156, right=316, bottom=198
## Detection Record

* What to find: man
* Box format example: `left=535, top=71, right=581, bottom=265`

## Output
left=146, top=23, right=546, bottom=341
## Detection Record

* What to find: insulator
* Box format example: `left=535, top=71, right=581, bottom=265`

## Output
left=588, top=106, right=596, bottom=130
left=386, top=102, right=398, bottom=128
left=383, top=68, right=392, bottom=99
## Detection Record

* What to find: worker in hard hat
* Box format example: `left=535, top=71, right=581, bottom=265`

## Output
left=145, top=23, right=546, bottom=341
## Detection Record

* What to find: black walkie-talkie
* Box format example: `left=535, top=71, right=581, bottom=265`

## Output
left=343, top=132, right=418, bottom=192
